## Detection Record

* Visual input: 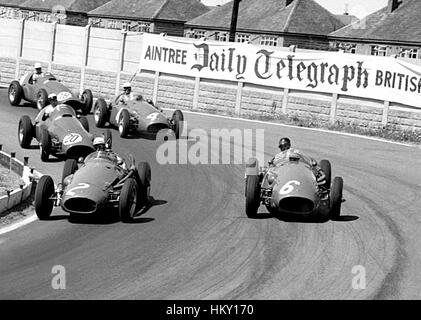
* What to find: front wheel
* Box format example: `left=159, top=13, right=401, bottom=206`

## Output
left=39, top=126, right=50, bottom=162
left=18, top=115, right=33, bottom=148
left=245, top=175, right=260, bottom=218
left=171, top=110, right=184, bottom=139
left=137, top=162, right=151, bottom=208
left=9, top=81, right=23, bottom=106
left=81, top=89, right=93, bottom=115
left=330, top=177, right=344, bottom=219
left=93, top=98, right=109, bottom=128
left=118, top=109, right=130, bottom=138
left=319, top=159, right=331, bottom=190
left=119, top=178, right=138, bottom=223
left=34, top=175, right=55, bottom=220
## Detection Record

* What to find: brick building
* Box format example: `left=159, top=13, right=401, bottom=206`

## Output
left=88, top=0, right=209, bottom=36
left=184, top=0, right=345, bottom=50
left=329, top=0, right=421, bottom=60
left=0, top=0, right=110, bottom=25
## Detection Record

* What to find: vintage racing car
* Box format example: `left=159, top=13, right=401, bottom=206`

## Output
left=93, top=95, right=184, bottom=139
left=18, top=103, right=112, bottom=162
left=8, top=72, right=93, bottom=115
left=34, top=151, right=151, bottom=222
left=245, top=154, right=344, bottom=220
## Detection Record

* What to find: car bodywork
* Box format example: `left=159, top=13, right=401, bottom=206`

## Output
left=34, top=152, right=151, bottom=222
left=245, top=154, right=343, bottom=220
left=93, top=94, right=183, bottom=139
left=8, top=72, right=92, bottom=114
left=18, top=104, right=95, bottom=161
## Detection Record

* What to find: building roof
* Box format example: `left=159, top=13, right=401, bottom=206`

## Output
left=330, top=0, right=421, bottom=44
left=89, top=0, right=209, bottom=22
left=19, top=0, right=110, bottom=13
left=186, top=0, right=344, bottom=36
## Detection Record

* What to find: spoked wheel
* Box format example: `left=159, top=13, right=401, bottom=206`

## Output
left=18, top=115, right=33, bottom=148
left=118, top=109, right=130, bottom=138
left=93, top=98, right=109, bottom=128
left=245, top=175, right=260, bottom=218
left=8, top=81, right=23, bottom=106
left=330, top=177, right=344, bottom=219
left=81, top=89, right=93, bottom=115
left=171, top=109, right=184, bottom=139
left=34, top=175, right=55, bottom=220
left=119, top=178, right=138, bottom=223
left=36, top=89, right=48, bottom=111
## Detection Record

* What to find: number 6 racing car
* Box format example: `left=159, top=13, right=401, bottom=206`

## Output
left=8, top=72, right=93, bottom=114
left=34, top=151, right=151, bottom=222
left=18, top=104, right=112, bottom=162
left=245, top=154, right=344, bottom=220
left=93, top=94, right=184, bottom=139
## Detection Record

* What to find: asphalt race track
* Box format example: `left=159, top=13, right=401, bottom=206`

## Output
left=0, top=88, right=420, bottom=299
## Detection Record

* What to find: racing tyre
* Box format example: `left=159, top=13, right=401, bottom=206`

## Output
left=330, top=177, right=344, bottom=219
left=172, top=110, right=184, bottom=139
left=35, top=175, right=55, bottom=220
left=119, top=178, right=138, bottom=223
left=104, top=129, right=112, bottom=149
left=245, top=175, right=260, bottom=218
left=94, top=98, right=109, bottom=128
left=79, top=116, right=89, bottom=132
left=39, top=126, right=50, bottom=162
left=8, top=81, right=23, bottom=106
left=320, top=159, right=331, bottom=189
left=118, top=109, right=130, bottom=138
left=81, top=89, right=93, bottom=115
left=137, top=161, right=151, bottom=208
left=62, top=159, right=78, bottom=183
left=18, top=115, right=33, bottom=148
left=36, top=89, right=48, bottom=111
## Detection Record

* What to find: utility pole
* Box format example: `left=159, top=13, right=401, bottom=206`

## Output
left=229, top=0, right=242, bottom=42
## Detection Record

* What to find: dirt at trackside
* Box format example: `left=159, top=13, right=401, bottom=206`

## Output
left=0, top=166, right=25, bottom=197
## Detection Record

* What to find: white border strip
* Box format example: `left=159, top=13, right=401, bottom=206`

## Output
left=0, top=214, right=37, bottom=236
left=164, top=108, right=420, bottom=149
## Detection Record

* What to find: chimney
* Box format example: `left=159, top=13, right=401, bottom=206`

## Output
left=388, top=0, right=401, bottom=13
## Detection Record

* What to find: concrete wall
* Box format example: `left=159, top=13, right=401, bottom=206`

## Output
left=0, top=18, right=421, bottom=132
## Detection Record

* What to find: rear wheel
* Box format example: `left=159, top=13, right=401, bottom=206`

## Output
left=81, top=89, right=93, bottom=115
left=118, top=109, right=130, bottom=138
left=137, top=161, right=151, bottom=208
left=39, top=126, right=50, bottom=162
left=8, top=81, right=23, bottom=106
left=330, top=177, right=344, bottom=219
left=35, top=175, right=55, bottom=220
left=119, top=178, right=138, bottom=223
left=172, top=110, right=184, bottom=139
left=320, top=159, right=331, bottom=189
left=36, top=89, right=48, bottom=111
left=93, top=98, right=109, bottom=128
left=245, top=175, right=260, bottom=218
left=62, top=159, right=78, bottom=183
left=79, top=115, right=89, bottom=132
left=18, top=115, right=33, bottom=148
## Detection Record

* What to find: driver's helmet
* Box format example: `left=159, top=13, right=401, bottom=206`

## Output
left=123, top=82, right=132, bottom=90
left=34, top=62, right=42, bottom=71
left=278, top=137, right=291, bottom=151
left=93, top=136, right=106, bottom=151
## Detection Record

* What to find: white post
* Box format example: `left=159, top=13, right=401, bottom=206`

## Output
left=282, top=88, right=289, bottom=114
left=152, top=71, right=160, bottom=104
left=382, top=100, right=390, bottom=126
left=48, top=21, right=58, bottom=72
left=192, top=76, right=200, bottom=110
left=80, top=24, right=91, bottom=94
left=235, top=81, right=243, bottom=115
left=330, top=93, right=338, bottom=123
left=15, top=18, right=25, bottom=79
left=115, top=31, right=127, bottom=96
